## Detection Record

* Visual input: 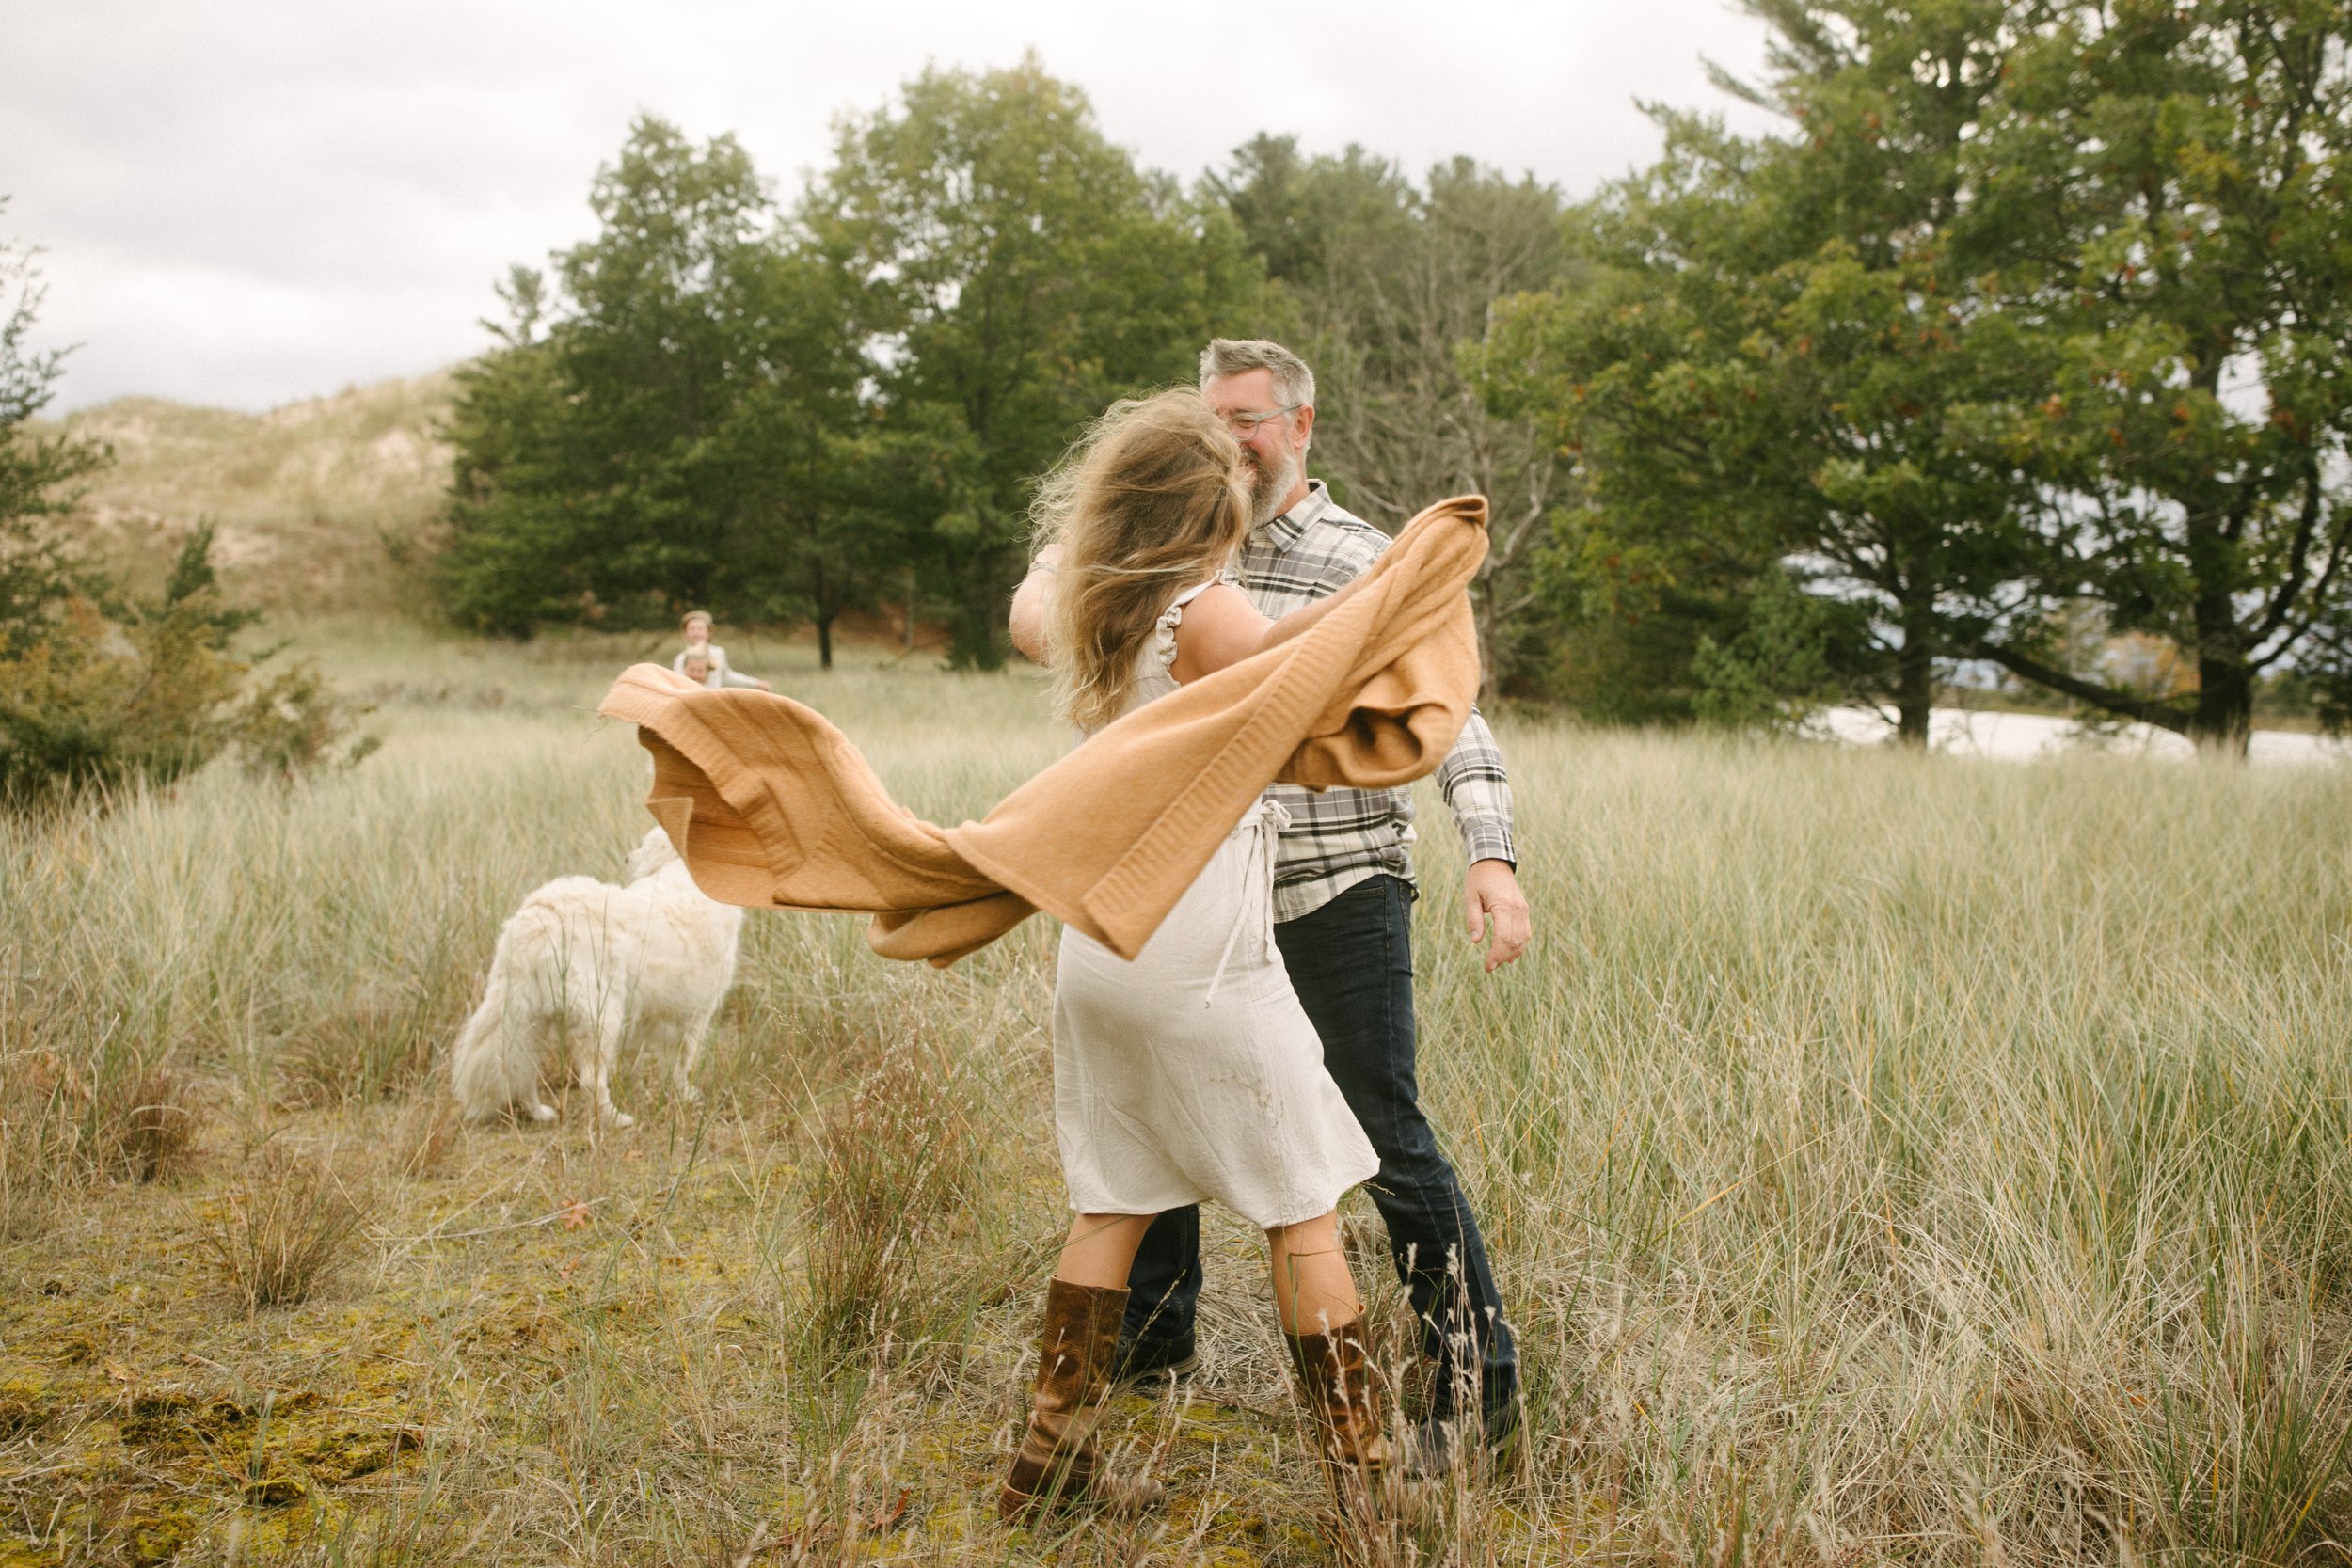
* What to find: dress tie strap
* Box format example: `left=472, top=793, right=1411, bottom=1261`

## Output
left=1203, top=799, right=1290, bottom=1006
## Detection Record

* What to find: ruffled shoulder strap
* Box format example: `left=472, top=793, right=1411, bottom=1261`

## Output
left=1151, top=575, right=1234, bottom=670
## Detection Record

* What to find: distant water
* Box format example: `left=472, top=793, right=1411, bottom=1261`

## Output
left=1814, top=706, right=2348, bottom=766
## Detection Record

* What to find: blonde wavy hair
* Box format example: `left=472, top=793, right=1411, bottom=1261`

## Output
left=1034, top=390, right=1249, bottom=732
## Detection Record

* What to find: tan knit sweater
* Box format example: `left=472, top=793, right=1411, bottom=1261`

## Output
left=596, top=494, right=1489, bottom=965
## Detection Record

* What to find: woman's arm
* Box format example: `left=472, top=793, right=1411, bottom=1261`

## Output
left=1009, top=544, right=1061, bottom=663
left=1168, top=578, right=1359, bottom=684
left=718, top=666, right=769, bottom=690
left=1167, top=583, right=1265, bottom=683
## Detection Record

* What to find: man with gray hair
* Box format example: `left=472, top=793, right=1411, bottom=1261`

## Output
left=1013, top=337, right=1531, bottom=1472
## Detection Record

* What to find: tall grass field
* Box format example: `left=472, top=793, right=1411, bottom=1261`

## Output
left=3, top=618, right=2349, bottom=1567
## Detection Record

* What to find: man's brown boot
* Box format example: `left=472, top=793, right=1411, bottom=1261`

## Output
left=999, top=1277, right=1166, bottom=1521
left=1285, top=1314, right=1394, bottom=1502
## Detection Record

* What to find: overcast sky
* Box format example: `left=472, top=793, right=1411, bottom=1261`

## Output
left=2, top=1, right=1782, bottom=413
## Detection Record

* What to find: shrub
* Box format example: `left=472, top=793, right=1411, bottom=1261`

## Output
left=0, top=586, right=241, bottom=805
left=1692, top=571, right=1867, bottom=734
left=230, top=657, right=380, bottom=784
left=0, top=528, right=373, bottom=809
left=1, top=224, right=372, bottom=809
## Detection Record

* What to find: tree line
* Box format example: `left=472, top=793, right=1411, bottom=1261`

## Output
left=443, top=8, right=2350, bottom=752
left=433, top=59, right=1591, bottom=689
left=9, top=4, right=2346, bottom=762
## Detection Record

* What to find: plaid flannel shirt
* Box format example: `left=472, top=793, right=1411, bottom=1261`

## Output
left=1240, top=481, right=1517, bottom=922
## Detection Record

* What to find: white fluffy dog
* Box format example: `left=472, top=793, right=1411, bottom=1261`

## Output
left=452, top=826, right=743, bottom=1127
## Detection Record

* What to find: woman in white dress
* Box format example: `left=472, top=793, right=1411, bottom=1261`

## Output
left=998, top=390, right=1390, bottom=1520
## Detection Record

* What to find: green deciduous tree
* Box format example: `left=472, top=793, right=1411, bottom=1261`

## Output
left=1964, top=0, right=2352, bottom=751
left=1479, top=1, right=2049, bottom=741
left=1482, top=0, right=2352, bottom=751
left=440, top=118, right=880, bottom=660
left=808, top=59, right=1272, bottom=667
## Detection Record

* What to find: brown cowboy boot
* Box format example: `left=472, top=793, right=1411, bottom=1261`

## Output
left=1000, top=1277, right=1166, bottom=1521
left=1286, top=1314, right=1394, bottom=1504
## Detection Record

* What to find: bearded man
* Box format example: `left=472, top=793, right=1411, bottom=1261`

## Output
left=1009, top=338, right=1531, bottom=1473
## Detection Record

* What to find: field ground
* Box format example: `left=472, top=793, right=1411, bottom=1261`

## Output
left=4, top=619, right=2352, bottom=1566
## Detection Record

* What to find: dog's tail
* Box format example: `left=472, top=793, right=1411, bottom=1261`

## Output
left=450, top=959, right=530, bottom=1121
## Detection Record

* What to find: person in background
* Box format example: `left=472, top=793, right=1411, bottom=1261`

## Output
left=679, top=645, right=716, bottom=687
left=671, top=610, right=770, bottom=690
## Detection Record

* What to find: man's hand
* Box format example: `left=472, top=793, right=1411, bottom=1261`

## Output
left=1462, top=858, right=1530, bottom=973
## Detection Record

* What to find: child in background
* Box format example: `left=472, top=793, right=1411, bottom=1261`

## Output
left=672, top=610, right=770, bottom=690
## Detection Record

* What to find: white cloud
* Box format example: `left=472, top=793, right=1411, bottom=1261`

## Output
left=0, top=0, right=1780, bottom=411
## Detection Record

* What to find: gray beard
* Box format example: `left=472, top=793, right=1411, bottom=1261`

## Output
left=1244, top=446, right=1303, bottom=529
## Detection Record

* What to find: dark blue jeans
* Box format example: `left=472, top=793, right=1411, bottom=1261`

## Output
left=1121, top=873, right=1518, bottom=1419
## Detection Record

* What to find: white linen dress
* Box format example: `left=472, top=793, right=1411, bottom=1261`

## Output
left=1051, top=581, right=1379, bottom=1229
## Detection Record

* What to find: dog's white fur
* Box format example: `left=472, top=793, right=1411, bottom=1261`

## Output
left=452, top=827, right=743, bottom=1128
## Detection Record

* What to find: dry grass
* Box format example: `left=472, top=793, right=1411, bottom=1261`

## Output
left=384, top=1097, right=458, bottom=1182
left=102, top=1065, right=205, bottom=1185
left=199, top=1142, right=370, bottom=1313
left=0, top=1055, right=206, bottom=1243
left=0, top=622, right=2348, bottom=1564
left=795, top=1037, right=984, bottom=1355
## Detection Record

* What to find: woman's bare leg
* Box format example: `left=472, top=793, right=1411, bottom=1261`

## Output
left=1271, top=1209, right=1392, bottom=1496
left=1057, top=1212, right=1155, bottom=1289
left=1265, top=1211, right=1362, bottom=1336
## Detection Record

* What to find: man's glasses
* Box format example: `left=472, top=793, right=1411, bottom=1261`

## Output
left=1218, top=404, right=1301, bottom=435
